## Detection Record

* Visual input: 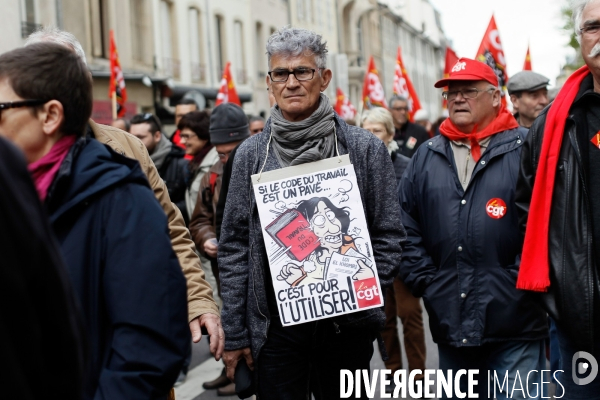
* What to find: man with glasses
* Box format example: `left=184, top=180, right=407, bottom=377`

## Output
left=389, top=94, right=430, bottom=157
left=399, top=57, right=547, bottom=398
left=130, top=113, right=188, bottom=210
left=516, top=1, right=600, bottom=396
left=218, top=27, right=403, bottom=399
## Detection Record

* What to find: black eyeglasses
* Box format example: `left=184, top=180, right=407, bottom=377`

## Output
left=579, top=23, right=600, bottom=36
left=268, top=68, right=324, bottom=82
left=442, top=88, right=495, bottom=102
left=0, top=100, right=47, bottom=118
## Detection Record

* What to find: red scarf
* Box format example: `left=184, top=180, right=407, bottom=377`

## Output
left=28, top=135, right=77, bottom=202
left=439, top=106, right=519, bottom=161
left=517, top=65, right=590, bottom=292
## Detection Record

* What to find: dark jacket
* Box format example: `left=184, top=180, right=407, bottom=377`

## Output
left=46, top=138, right=190, bottom=399
left=516, top=77, right=600, bottom=350
left=0, top=138, right=86, bottom=400
left=399, top=129, right=547, bottom=346
left=394, top=121, right=430, bottom=158
left=391, top=150, right=410, bottom=188
left=156, top=144, right=188, bottom=209
left=218, top=115, right=405, bottom=359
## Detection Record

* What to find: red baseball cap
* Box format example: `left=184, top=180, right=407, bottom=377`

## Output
left=434, top=57, right=499, bottom=88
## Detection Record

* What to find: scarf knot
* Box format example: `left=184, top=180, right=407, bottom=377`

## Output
left=439, top=107, right=519, bottom=162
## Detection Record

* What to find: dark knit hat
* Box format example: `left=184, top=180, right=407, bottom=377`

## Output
left=209, top=103, right=250, bottom=144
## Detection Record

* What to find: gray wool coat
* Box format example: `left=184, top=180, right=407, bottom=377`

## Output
left=218, top=114, right=405, bottom=360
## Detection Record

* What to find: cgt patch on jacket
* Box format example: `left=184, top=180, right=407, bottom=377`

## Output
left=486, top=198, right=507, bottom=219
left=592, top=132, right=600, bottom=149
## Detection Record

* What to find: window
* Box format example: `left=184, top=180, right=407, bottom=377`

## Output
left=189, top=7, right=205, bottom=82
left=131, top=0, right=152, bottom=65
left=215, top=15, right=226, bottom=81
left=90, top=0, right=109, bottom=58
left=256, top=22, right=266, bottom=78
left=21, top=0, right=41, bottom=38
left=160, top=0, right=179, bottom=78
left=233, top=21, right=246, bottom=84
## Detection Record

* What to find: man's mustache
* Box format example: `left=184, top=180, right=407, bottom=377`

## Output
left=589, top=43, right=600, bottom=58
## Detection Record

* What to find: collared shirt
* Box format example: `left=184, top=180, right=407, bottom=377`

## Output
left=449, top=136, right=492, bottom=191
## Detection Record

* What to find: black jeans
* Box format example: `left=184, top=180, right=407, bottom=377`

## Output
left=257, top=318, right=375, bottom=400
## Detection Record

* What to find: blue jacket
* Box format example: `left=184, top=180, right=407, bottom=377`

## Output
left=219, top=115, right=405, bottom=359
left=46, top=138, right=190, bottom=399
left=399, top=128, right=547, bottom=346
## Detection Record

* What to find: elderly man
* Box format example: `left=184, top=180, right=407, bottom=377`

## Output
left=219, top=27, right=404, bottom=398
left=516, top=1, right=600, bottom=397
left=399, top=58, right=547, bottom=399
left=508, top=71, right=550, bottom=129
left=389, top=94, right=430, bottom=157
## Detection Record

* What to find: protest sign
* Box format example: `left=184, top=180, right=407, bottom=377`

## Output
left=251, top=155, right=384, bottom=326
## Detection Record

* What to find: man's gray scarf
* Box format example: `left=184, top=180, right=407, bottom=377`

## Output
left=150, top=134, right=172, bottom=170
left=269, top=93, right=336, bottom=166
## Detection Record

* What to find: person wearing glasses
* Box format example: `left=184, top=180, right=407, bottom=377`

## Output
left=389, top=94, right=430, bottom=158
left=217, top=27, right=403, bottom=399
left=399, top=57, right=547, bottom=398
left=516, top=1, right=600, bottom=397
left=130, top=113, right=189, bottom=212
left=0, top=42, right=191, bottom=399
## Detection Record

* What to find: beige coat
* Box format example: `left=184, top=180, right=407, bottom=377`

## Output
left=90, top=120, right=219, bottom=321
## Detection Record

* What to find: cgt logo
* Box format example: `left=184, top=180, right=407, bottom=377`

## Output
left=451, top=61, right=466, bottom=72
left=572, top=351, right=598, bottom=385
left=353, top=278, right=382, bottom=308
left=486, top=198, right=507, bottom=219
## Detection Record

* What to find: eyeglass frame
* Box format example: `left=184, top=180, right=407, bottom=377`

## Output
left=579, top=22, right=600, bottom=36
left=442, top=87, right=496, bottom=102
left=0, top=100, right=47, bottom=119
left=267, top=67, right=325, bottom=83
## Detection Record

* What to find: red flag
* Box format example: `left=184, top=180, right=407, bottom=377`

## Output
left=476, top=15, right=509, bottom=103
left=109, top=30, right=127, bottom=118
left=362, top=56, right=387, bottom=109
left=216, top=62, right=241, bottom=106
left=393, top=47, right=422, bottom=121
left=334, top=88, right=357, bottom=120
left=523, top=45, right=532, bottom=71
left=442, top=47, right=459, bottom=109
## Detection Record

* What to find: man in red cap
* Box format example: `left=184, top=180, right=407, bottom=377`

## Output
left=398, top=57, right=548, bottom=398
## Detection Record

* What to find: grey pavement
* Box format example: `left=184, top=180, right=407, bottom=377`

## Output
left=175, top=301, right=439, bottom=400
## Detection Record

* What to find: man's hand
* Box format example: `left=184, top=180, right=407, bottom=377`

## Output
left=277, top=263, right=306, bottom=286
left=223, top=347, right=254, bottom=381
left=204, top=239, right=218, bottom=258
left=353, top=259, right=375, bottom=281
left=189, top=313, right=225, bottom=361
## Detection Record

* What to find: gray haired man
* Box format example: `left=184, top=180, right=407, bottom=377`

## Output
left=218, top=27, right=404, bottom=398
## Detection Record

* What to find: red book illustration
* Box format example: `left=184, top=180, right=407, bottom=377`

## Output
left=265, top=209, right=320, bottom=261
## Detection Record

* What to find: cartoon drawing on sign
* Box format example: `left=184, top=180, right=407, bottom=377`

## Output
left=274, top=197, right=375, bottom=286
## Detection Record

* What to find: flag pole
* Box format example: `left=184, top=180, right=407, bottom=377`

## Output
left=112, top=91, right=117, bottom=120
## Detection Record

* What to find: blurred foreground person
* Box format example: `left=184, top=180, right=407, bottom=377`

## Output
left=0, top=42, right=189, bottom=399
left=25, top=27, right=224, bottom=361
left=516, top=0, right=600, bottom=396
left=399, top=58, right=547, bottom=399
left=362, top=107, right=426, bottom=388
left=0, top=136, right=85, bottom=400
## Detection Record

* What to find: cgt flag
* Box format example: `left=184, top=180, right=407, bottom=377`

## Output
left=393, top=47, right=421, bottom=121
left=523, top=45, right=532, bottom=71
left=108, top=29, right=127, bottom=118
left=216, top=62, right=241, bottom=106
left=334, top=88, right=357, bottom=120
left=362, top=56, right=387, bottom=109
left=442, top=47, right=459, bottom=109
left=476, top=15, right=508, bottom=103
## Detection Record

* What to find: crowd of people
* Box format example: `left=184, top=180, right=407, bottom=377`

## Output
left=2, top=1, right=600, bottom=399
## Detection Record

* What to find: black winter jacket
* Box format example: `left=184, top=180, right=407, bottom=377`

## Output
left=46, top=138, right=190, bottom=399
left=516, top=83, right=600, bottom=351
left=391, top=150, right=410, bottom=188
left=399, top=129, right=547, bottom=346
left=157, top=144, right=188, bottom=208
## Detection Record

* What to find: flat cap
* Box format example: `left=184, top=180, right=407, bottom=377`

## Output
left=507, top=71, right=549, bottom=95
